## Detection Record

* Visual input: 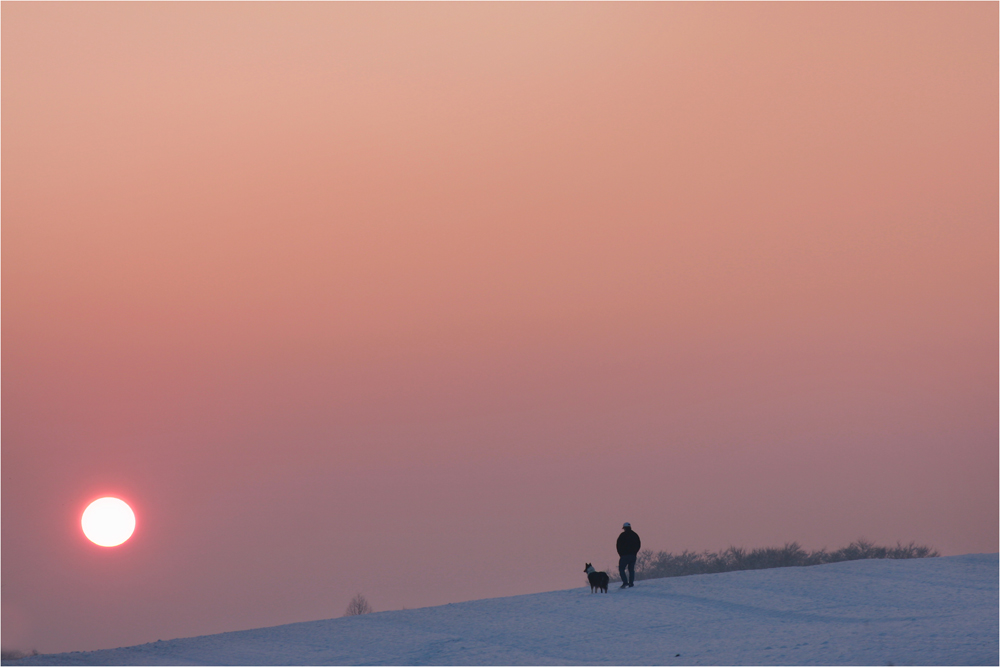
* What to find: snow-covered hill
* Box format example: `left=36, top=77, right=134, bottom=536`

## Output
left=8, top=553, right=997, bottom=666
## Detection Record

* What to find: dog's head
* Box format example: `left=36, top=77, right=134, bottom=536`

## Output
left=584, top=563, right=595, bottom=573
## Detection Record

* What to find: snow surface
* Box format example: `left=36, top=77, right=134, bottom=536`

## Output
left=8, top=553, right=997, bottom=666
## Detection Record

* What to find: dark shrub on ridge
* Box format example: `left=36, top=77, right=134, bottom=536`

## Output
left=610, top=539, right=938, bottom=582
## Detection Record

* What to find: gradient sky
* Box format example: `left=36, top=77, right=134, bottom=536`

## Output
left=2, top=2, right=997, bottom=655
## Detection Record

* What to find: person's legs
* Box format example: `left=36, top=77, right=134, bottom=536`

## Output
left=618, top=556, right=629, bottom=587
left=626, top=554, right=636, bottom=585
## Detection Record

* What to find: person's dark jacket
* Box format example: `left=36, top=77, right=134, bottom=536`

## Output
left=617, top=528, right=641, bottom=556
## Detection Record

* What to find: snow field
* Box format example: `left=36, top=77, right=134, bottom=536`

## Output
left=8, top=553, right=997, bottom=665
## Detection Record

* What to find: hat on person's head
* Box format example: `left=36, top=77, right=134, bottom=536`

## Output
left=623, top=522, right=631, bottom=528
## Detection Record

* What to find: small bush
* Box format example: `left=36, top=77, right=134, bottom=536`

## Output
left=1, top=649, right=38, bottom=660
left=344, top=593, right=373, bottom=616
left=609, top=539, right=938, bottom=582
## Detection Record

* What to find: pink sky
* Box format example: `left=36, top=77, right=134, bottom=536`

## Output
left=3, top=2, right=997, bottom=654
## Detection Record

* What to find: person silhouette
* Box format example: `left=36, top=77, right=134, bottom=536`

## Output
left=617, top=522, right=641, bottom=588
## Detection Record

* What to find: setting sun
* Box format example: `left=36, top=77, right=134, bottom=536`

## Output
left=81, top=498, right=135, bottom=547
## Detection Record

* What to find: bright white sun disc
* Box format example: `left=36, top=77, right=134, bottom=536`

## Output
left=82, top=497, right=135, bottom=547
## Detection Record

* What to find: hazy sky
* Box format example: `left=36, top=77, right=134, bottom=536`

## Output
left=2, top=2, right=997, bottom=655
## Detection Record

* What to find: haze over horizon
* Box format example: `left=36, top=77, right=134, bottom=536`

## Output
left=2, top=2, right=997, bottom=655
